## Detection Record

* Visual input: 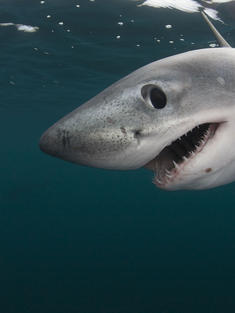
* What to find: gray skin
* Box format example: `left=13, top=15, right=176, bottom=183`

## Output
left=40, top=48, right=235, bottom=190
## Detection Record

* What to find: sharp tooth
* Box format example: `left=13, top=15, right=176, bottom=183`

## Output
left=183, top=156, right=188, bottom=161
left=165, top=169, right=171, bottom=175
left=166, top=173, right=172, bottom=179
left=204, top=131, right=209, bottom=139
left=173, top=161, right=179, bottom=169
left=155, top=178, right=162, bottom=184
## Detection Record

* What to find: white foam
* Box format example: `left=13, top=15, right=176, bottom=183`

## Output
left=203, top=0, right=233, bottom=2
left=16, top=24, right=39, bottom=32
left=204, top=8, right=220, bottom=20
left=139, top=0, right=201, bottom=13
left=0, top=23, right=15, bottom=26
left=0, top=22, right=39, bottom=32
left=138, top=0, right=220, bottom=20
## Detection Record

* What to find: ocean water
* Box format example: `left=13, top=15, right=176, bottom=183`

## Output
left=1, top=0, right=235, bottom=312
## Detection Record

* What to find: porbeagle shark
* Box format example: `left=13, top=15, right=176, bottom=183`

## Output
left=40, top=11, right=235, bottom=190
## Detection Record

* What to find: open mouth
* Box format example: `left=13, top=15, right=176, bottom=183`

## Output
left=147, top=122, right=220, bottom=187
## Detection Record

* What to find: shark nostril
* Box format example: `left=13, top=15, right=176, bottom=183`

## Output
left=120, top=126, right=127, bottom=135
left=39, top=125, right=69, bottom=157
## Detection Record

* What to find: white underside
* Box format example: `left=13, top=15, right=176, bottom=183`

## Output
left=160, top=107, right=235, bottom=190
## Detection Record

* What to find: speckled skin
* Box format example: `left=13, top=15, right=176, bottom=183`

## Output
left=40, top=48, right=235, bottom=189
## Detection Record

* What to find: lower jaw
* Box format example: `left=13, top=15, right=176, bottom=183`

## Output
left=145, top=122, right=220, bottom=189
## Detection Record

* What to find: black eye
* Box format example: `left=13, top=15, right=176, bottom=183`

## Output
left=141, top=84, right=167, bottom=109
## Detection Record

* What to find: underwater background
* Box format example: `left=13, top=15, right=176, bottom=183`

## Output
left=1, top=0, right=235, bottom=312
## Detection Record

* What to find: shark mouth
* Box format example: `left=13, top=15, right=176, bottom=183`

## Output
left=149, top=122, right=219, bottom=188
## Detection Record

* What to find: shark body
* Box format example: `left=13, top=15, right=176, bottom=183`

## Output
left=40, top=12, right=235, bottom=190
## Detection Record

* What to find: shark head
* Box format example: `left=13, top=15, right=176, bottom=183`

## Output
left=40, top=47, right=235, bottom=190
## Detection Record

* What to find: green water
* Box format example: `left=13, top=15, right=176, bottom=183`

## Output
left=1, top=0, right=235, bottom=312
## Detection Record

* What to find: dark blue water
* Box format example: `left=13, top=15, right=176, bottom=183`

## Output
left=1, top=1, right=235, bottom=312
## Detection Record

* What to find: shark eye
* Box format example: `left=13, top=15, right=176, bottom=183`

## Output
left=141, top=84, right=167, bottom=109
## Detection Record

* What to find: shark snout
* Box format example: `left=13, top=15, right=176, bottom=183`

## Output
left=39, top=106, right=140, bottom=169
left=39, top=124, right=71, bottom=158
left=39, top=84, right=160, bottom=170
left=39, top=115, right=99, bottom=165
